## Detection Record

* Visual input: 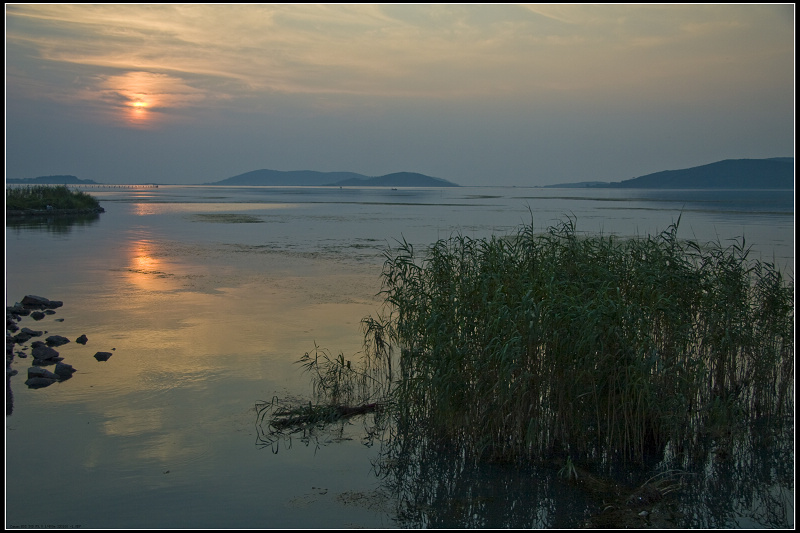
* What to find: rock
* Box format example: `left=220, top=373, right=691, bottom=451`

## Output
left=31, top=311, right=46, bottom=320
left=45, top=335, right=71, bottom=347
left=31, top=345, right=60, bottom=361
left=54, top=362, right=77, bottom=378
left=94, top=351, right=113, bottom=362
left=25, top=377, right=56, bottom=389
left=20, top=295, right=51, bottom=309
left=21, top=295, right=63, bottom=309
left=21, top=327, right=44, bottom=337
left=12, top=332, right=33, bottom=344
left=76, top=334, right=88, bottom=345
left=7, top=303, right=30, bottom=316
left=28, top=366, right=60, bottom=380
left=33, top=357, right=63, bottom=365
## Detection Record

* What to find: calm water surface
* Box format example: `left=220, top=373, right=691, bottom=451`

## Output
left=5, top=186, right=794, bottom=528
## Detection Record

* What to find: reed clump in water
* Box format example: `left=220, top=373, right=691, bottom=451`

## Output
left=366, top=216, right=793, bottom=465
left=6, top=185, right=100, bottom=211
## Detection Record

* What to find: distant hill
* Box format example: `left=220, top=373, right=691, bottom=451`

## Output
left=209, top=169, right=366, bottom=186
left=542, top=181, right=608, bottom=189
left=333, top=172, right=458, bottom=187
left=7, top=175, right=99, bottom=185
left=207, top=169, right=458, bottom=187
left=546, top=158, right=794, bottom=189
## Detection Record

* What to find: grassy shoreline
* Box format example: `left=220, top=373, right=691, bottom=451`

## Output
left=6, top=185, right=103, bottom=214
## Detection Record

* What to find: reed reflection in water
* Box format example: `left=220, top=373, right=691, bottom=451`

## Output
left=258, top=376, right=793, bottom=528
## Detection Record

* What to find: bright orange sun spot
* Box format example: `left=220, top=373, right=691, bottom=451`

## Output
left=126, top=100, right=151, bottom=124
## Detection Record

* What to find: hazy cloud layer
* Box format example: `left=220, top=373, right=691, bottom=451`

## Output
left=5, top=4, right=794, bottom=185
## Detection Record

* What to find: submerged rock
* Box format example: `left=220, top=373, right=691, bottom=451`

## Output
left=7, top=303, right=30, bottom=316
left=28, top=366, right=60, bottom=381
left=21, top=295, right=63, bottom=310
left=13, top=327, right=44, bottom=344
left=24, top=377, right=57, bottom=389
left=45, top=335, right=71, bottom=347
left=21, top=295, right=51, bottom=308
left=54, top=362, right=77, bottom=378
left=94, top=351, right=113, bottom=362
left=31, top=345, right=60, bottom=361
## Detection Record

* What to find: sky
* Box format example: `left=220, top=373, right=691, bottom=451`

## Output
left=5, top=4, right=795, bottom=187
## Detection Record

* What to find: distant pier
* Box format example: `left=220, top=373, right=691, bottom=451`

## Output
left=66, top=184, right=159, bottom=189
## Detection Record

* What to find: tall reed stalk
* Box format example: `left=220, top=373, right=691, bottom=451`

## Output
left=365, top=216, right=794, bottom=464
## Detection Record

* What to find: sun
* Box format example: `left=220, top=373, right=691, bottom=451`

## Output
left=125, top=99, right=153, bottom=125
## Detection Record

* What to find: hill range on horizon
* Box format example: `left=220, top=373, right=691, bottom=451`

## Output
left=545, top=157, right=793, bottom=189
left=205, top=169, right=459, bottom=187
left=8, top=157, right=793, bottom=189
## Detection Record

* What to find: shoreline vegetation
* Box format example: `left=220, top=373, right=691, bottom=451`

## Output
left=265, top=215, right=793, bottom=468
left=6, top=185, right=104, bottom=217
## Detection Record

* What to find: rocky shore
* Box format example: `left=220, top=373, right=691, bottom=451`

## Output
left=6, top=294, right=115, bottom=413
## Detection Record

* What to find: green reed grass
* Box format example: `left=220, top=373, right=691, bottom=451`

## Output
left=297, top=216, right=793, bottom=465
left=6, top=185, right=100, bottom=210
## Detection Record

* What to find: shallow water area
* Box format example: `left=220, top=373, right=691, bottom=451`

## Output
left=6, top=185, right=794, bottom=528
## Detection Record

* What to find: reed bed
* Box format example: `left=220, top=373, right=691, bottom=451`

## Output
left=368, top=216, right=794, bottom=464
left=6, top=184, right=100, bottom=210
left=290, top=216, right=793, bottom=466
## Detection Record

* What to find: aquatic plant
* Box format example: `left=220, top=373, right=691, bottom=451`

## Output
left=6, top=185, right=100, bottom=211
left=272, top=216, right=793, bottom=468
left=380, top=216, right=793, bottom=464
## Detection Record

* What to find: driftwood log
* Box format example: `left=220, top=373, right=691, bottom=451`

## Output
left=270, top=402, right=383, bottom=429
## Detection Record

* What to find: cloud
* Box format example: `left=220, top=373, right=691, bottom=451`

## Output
left=7, top=4, right=792, bottom=112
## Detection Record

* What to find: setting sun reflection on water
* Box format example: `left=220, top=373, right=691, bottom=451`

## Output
left=131, top=202, right=299, bottom=216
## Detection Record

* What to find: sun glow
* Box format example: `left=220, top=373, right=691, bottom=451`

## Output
left=126, top=99, right=150, bottom=124
left=125, top=240, right=174, bottom=291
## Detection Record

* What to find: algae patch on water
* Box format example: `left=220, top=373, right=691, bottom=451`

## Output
left=190, top=213, right=264, bottom=223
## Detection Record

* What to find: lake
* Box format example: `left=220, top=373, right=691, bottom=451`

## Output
left=5, top=185, right=794, bottom=528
